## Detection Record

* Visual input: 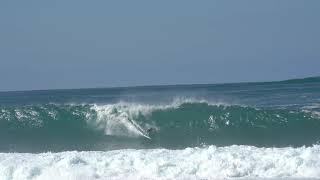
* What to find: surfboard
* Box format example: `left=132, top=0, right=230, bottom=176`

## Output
left=128, top=119, right=151, bottom=139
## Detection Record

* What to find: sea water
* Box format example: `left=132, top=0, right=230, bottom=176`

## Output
left=0, top=77, right=320, bottom=179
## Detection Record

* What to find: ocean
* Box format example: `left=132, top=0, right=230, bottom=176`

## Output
left=0, top=77, right=320, bottom=179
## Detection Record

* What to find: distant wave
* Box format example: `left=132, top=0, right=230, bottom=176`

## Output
left=1, top=99, right=320, bottom=152
left=278, top=76, right=320, bottom=84
left=1, top=145, right=320, bottom=179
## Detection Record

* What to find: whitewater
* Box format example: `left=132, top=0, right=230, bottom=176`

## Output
left=1, top=77, right=320, bottom=179
left=1, top=145, right=320, bottom=180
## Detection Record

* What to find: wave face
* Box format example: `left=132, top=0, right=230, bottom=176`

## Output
left=1, top=145, right=320, bottom=179
left=1, top=101, right=320, bottom=152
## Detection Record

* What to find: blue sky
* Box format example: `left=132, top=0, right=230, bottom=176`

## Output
left=0, top=1, right=319, bottom=91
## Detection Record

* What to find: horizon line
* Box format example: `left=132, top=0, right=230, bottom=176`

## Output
left=1, top=76, right=319, bottom=93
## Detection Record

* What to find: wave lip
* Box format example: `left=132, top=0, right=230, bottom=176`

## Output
left=1, top=145, right=320, bottom=179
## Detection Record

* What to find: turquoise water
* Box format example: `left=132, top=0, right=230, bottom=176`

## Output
left=1, top=77, right=320, bottom=179
left=1, top=77, right=320, bottom=152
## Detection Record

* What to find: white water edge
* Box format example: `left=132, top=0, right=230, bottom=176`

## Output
left=0, top=145, right=320, bottom=180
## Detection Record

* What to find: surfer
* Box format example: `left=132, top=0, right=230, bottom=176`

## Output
left=146, top=127, right=156, bottom=137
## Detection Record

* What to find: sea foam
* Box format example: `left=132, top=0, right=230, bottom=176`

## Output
left=1, top=145, right=320, bottom=180
left=88, top=99, right=212, bottom=138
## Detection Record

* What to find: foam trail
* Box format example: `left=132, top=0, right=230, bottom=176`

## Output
left=1, top=145, right=320, bottom=180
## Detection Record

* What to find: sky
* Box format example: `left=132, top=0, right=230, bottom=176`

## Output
left=0, top=1, right=319, bottom=91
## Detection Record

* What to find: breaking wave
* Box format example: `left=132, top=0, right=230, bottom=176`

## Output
left=1, top=100, right=320, bottom=152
